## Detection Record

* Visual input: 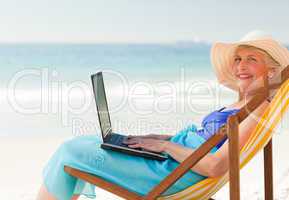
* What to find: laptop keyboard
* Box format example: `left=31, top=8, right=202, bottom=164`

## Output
left=106, top=134, right=128, bottom=147
left=106, top=133, right=144, bottom=150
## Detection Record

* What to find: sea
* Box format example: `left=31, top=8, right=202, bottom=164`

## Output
left=0, top=42, right=235, bottom=137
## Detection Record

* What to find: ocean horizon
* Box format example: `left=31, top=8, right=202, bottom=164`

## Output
left=1, top=42, right=231, bottom=137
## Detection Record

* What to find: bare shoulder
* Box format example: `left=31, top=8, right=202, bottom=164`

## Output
left=215, top=99, right=270, bottom=157
left=225, top=98, right=270, bottom=111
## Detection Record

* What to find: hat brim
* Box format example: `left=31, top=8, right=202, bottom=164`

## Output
left=211, top=39, right=289, bottom=91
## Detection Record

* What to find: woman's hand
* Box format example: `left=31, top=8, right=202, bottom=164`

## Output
left=122, top=137, right=169, bottom=153
left=125, top=134, right=172, bottom=141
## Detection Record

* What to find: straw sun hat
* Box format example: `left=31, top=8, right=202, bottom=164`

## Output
left=210, top=30, right=289, bottom=91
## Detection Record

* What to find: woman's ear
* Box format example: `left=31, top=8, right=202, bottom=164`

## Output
left=268, top=72, right=274, bottom=79
left=267, top=67, right=277, bottom=79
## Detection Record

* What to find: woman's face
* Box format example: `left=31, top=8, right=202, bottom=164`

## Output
left=232, top=48, right=268, bottom=92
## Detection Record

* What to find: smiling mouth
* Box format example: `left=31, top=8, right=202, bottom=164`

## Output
left=236, top=74, right=254, bottom=80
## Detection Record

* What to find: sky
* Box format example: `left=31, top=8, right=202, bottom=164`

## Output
left=1, top=0, right=289, bottom=44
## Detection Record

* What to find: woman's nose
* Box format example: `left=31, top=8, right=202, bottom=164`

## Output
left=237, top=60, right=248, bottom=71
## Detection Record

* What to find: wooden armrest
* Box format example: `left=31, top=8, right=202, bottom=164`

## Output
left=144, top=127, right=227, bottom=199
left=64, top=166, right=144, bottom=200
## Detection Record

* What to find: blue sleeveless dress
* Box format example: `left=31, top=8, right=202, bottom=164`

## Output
left=42, top=107, right=239, bottom=200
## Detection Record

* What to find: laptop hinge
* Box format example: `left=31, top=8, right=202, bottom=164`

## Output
left=104, top=128, right=112, bottom=142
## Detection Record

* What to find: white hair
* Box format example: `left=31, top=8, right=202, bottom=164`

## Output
left=235, top=44, right=281, bottom=70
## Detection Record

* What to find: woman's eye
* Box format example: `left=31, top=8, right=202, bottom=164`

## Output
left=234, top=57, right=241, bottom=62
left=248, top=57, right=257, bottom=62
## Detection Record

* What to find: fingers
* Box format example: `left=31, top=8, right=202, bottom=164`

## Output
left=126, top=140, right=161, bottom=153
left=123, top=138, right=145, bottom=147
left=122, top=137, right=141, bottom=144
left=125, top=135, right=139, bottom=140
left=123, top=135, right=149, bottom=144
left=127, top=134, right=152, bottom=139
left=128, top=143, right=142, bottom=148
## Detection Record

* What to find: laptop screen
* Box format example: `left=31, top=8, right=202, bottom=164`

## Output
left=91, top=72, right=112, bottom=138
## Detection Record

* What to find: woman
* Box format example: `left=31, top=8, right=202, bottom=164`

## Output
left=37, top=31, right=289, bottom=200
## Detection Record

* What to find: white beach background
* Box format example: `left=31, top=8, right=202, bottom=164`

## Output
left=1, top=78, right=289, bottom=200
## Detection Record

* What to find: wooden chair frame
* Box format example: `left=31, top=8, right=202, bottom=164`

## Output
left=64, top=66, right=289, bottom=200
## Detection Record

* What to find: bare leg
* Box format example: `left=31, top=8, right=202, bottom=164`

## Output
left=71, top=195, right=80, bottom=200
left=36, top=183, right=80, bottom=200
left=36, top=183, right=56, bottom=200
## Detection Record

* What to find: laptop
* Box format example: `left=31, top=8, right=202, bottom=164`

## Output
left=91, top=72, right=168, bottom=161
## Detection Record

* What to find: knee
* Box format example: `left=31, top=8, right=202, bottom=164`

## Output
left=58, top=137, right=81, bottom=156
left=57, top=135, right=102, bottom=162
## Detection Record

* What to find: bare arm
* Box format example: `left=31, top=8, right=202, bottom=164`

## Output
left=163, top=100, right=270, bottom=177
left=209, top=100, right=270, bottom=176
left=125, top=100, right=269, bottom=177
left=149, top=134, right=173, bottom=140
left=163, top=142, right=219, bottom=177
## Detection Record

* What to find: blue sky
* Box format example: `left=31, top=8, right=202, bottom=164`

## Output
left=1, top=0, right=289, bottom=43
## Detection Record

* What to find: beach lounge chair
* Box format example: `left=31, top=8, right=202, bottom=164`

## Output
left=64, top=65, right=289, bottom=200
